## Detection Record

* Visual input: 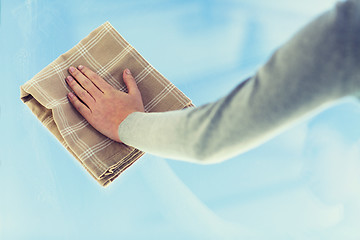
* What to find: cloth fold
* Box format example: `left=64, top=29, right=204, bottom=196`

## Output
left=20, top=21, right=194, bottom=187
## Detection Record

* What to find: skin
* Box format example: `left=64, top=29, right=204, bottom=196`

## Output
left=65, top=65, right=145, bottom=143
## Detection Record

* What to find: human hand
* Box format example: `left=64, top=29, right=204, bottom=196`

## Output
left=66, top=65, right=145, bottom=143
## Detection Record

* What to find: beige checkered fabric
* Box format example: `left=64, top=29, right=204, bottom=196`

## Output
left=20, top=21, right=193, bottom=187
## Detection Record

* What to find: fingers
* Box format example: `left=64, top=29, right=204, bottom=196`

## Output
left=68, top=66, right=103, bottom=99
left=67, top=92, right=92, bottom=119
left=123, top=68, right=141, bottom=96
left=66, top=75, right=95, bottom=108
left=76, top=65, right=113, bottom=93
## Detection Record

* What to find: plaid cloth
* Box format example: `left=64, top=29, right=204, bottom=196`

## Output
left=20, top=21, right=193, bottom=187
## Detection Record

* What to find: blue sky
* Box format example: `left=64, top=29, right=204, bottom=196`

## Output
left=1, top=0, right=360, bottom=239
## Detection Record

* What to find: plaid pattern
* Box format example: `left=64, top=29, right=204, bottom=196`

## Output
left=20, top=22, right=193, bottom=187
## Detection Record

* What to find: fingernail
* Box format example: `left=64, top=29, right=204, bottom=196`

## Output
left=125, top=68, right=131, bottom=75
left=78, top=65, right=84, bottom=70
left=68, top=92, right=74, bottom=98
left=66, top=76, right=74, bottom=82
left=69, top=66, right=75, bottom=73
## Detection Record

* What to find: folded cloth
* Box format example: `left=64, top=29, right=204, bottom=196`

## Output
left=20, top=21, right=194, bottom=187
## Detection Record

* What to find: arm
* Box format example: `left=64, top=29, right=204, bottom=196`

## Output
left=66, top=0, right=360, bottom=164
left=118, top=0, right=360, bottom=163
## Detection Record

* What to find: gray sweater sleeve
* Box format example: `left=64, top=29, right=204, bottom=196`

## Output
left=118, top=0, right=360, bottom=164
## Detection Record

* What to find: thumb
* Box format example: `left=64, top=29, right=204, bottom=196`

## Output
left=123, top=68, right=140, bottom=95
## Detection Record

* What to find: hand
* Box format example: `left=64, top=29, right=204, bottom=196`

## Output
left=65, top=65, right=145, bottom=143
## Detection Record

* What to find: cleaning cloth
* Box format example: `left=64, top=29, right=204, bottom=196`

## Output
left=20, top=21, right=193, bottom=187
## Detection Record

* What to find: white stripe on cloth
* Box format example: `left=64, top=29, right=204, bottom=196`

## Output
left=57, top=105, right=107, bottom=171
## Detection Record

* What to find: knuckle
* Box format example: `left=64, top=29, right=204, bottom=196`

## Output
left=73, top=101, right=84, bottom=111
left=72, top=69, right=79, bottom=76
left=81, top=65, right=89, bottom=72
left=92, top=71, right=103, bottom=80
left=124, top=74, right=133, bottom=81
left=69, top=80, right=77, bottom=87
left=67, top=77, right=75, bottom=85
left=91, top=72, right=101, bottom=81
left=81, top=79, right=91, bottom=88
left=88, top=70, right=95, bottom=76
left=76, top=105, right=85, bottom=113
left=79, top=90, right=87, bottom=98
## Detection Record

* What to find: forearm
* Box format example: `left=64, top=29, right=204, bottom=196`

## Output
left=118, top=0, right=360, bottom=163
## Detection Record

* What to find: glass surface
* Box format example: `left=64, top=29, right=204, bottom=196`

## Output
left=1, top=0, right=359, bottom=239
